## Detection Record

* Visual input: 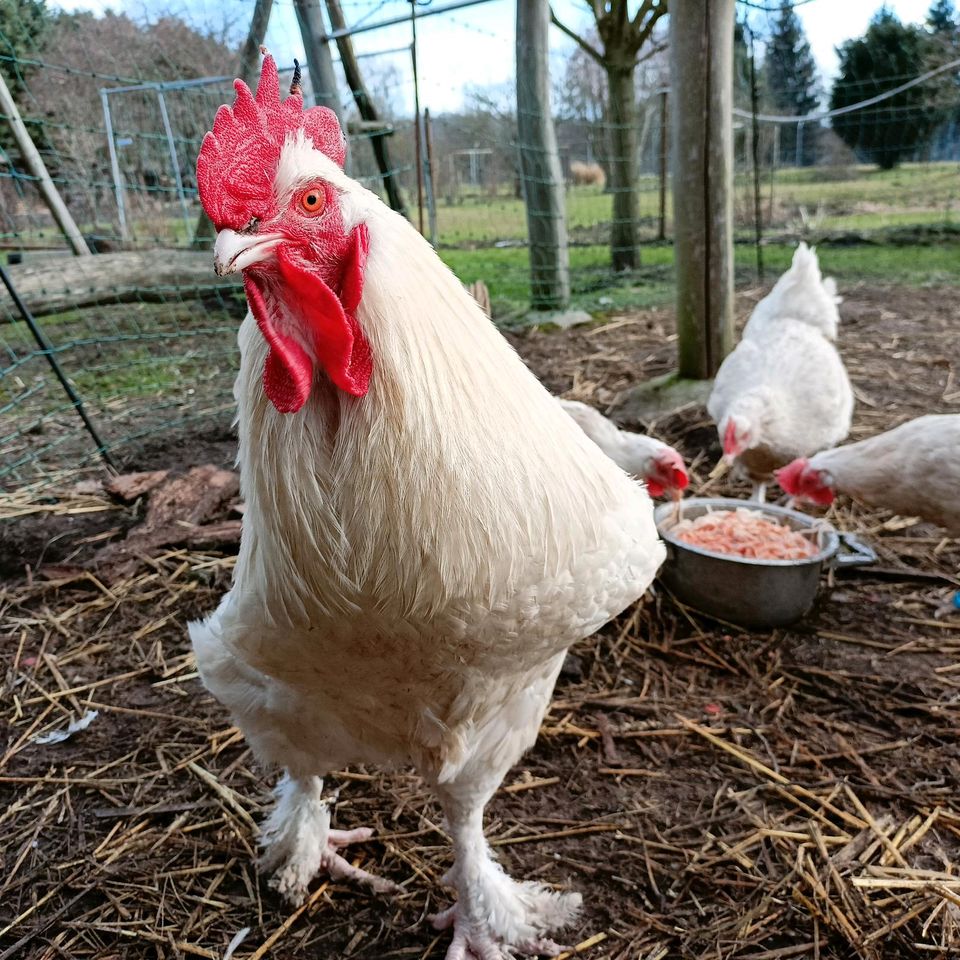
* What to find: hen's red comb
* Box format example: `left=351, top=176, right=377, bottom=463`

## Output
left=774, top=458, right=808, bottom=496
left=196, top=54, right=345, bottom=231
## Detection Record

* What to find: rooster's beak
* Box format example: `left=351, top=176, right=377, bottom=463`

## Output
left=214, top=229, right=283, bottom=276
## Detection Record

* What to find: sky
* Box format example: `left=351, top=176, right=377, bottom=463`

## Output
left=50, top=0, right=944, bottom=114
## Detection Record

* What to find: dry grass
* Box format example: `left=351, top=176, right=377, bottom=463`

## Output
left=2, top=283, right=959, bottom=959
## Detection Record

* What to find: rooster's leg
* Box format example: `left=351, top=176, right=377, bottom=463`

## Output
left=751, top=482, right=767, bottom=503
left=431, top=788, right=581, bottom=959
left=259, top=772, right=398, bottom=905
left=428, top=656, right=578, bottom=958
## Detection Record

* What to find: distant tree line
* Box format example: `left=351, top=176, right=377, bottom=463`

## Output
left=731, top=0, right=960, bottom=170
left=831, top=2, right=960, bottom=169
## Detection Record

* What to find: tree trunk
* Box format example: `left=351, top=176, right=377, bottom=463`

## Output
left=607, top=62, right=640, bottom=271
left=2, top=251, right=239, bottom=318
left=192, top=0, right=274, bottom=248
left=516, top=0, right=570, bottom=310
left=670, top=0, right=735, bottom=380
left=325, top=0, right=409, bottom=218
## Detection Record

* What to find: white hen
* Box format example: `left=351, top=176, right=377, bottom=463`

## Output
left=559, top=399, right=689, bottom=498
left=742, top=241, right=841, bottom=342
left=188, top=56, right=664, bottom=960
left=776, top=415, right=960, bottom=535
left=708, top=244, right=854, bottom=500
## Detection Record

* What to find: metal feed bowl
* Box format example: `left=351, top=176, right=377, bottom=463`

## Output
left=654, top=497, right=876, bottom=629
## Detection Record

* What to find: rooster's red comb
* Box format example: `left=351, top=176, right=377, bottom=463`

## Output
left=196, top=53, right=346, bottom=231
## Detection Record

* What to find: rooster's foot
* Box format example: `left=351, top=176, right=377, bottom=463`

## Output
left=430, top=881, right=581, bottom=960
left=259, top=774, right=399, bottom=905
left=265, top=823, right=399, bottom=904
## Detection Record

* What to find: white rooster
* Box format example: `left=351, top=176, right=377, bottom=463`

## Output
left=189, top=56, right=664, bottom=960
left=559, top=399, right=688, bottom=498
left=707, top=244, right=853, bottom=501
left=776, top=414, right=960, bottom=535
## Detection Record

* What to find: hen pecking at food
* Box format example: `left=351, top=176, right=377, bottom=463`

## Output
left=776, top=414, right=960, bottom=535
left=188, top=56, right=665, bottom=960
left=707, top=244, right=854, bottom=501
left=559, top=399, right=688, bottom=498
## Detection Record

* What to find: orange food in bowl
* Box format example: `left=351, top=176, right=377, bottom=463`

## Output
left=672, top=508, right=818, bottom=561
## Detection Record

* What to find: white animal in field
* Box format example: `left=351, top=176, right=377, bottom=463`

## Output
left=569, top=160, right=606, bottom=188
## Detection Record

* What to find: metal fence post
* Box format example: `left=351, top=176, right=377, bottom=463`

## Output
left=100, top=88, right=129, bottom=242
left=0, top=264, right=116, bottom=471
left=156, top=89, right=193, bottom=243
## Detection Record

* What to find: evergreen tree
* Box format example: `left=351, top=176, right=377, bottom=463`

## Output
left=830, top=9, right=949, bottom=169
left=926, top=0, right=960, bottom=160
left=0, top=0, right=49, bottom=87
left=927, top=0, right=959, bottom=37
left=764, top=0, right=820, bottom=165
left=0, top=0, right=52, bottom=171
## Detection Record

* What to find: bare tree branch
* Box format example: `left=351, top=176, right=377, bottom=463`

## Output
left=632, top=0, right=667, bottom=36
left=614, top=0, right=628, bottom=34
left=636, top=39, right=668, bottom=65
left=630, top=1, right=668, bottom=55
left=550, top=7, right=604, bottom=65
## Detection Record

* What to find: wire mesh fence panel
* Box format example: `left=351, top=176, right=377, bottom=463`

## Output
left=0, top=1, right=957, bottom=491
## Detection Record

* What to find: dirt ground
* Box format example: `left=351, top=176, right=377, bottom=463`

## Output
left=2, top=283, right=959, bottom=960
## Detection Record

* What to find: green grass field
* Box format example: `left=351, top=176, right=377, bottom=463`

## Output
left=434, top=162, right=960, bottom=248
left=5, top=161, right=958, bottom=407
left=441, top=239, right=960, bottom=318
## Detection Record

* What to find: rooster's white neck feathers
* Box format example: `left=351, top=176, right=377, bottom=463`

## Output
left=232, top=134, right=631, bottom=627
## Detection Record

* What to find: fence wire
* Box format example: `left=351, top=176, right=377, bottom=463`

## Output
left=0, top=2, right=958, bottom=491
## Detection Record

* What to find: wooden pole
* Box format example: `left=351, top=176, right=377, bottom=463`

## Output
left=293, top=0, right=343, bottom=122
left=657, top=89, right=668, bottom=241
left=0, top=71, right=90, bottom=256
left=516, top=0, right=569, bottom=309
left=424, top=108, right=438, bottom=245
left=409, top=0, right=425, bottom=235
left=325, top=0, right=409, bottom=217
left=747, top=21, right=764, bottom=281
left=670, top=0, right=734, bottom=380
left=238, top=0, right=276, bottom=88
left=769, top=124, right=778, bottom=222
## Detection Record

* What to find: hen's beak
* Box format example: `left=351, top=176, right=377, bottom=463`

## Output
left=214, top=229, right=283, bottom=276
left=709, top=458, right=730, bottom=480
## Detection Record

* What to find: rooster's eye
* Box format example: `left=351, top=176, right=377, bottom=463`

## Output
left=300, top=188, right=325, bottom=215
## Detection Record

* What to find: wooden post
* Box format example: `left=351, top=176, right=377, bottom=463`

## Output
left=747, top=20, right=763, bottom=281
left=293, top=0, right=342, bottom=122
left=768, top=123, right=779, bottom=222
left=325, top=0, right=409, bottom=218
left=193, top=0, right=274, bottom=247
left=409, top=0, right=425, bottom=235
left=0, top=72, right=90, bottom=256
left=424, top=108, right=438, bottom=245
left=657, top=89, right=667, bottom=241
left=670, top=0, right=734, bottom=380
left=516, top=0, right=569, bottom=309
